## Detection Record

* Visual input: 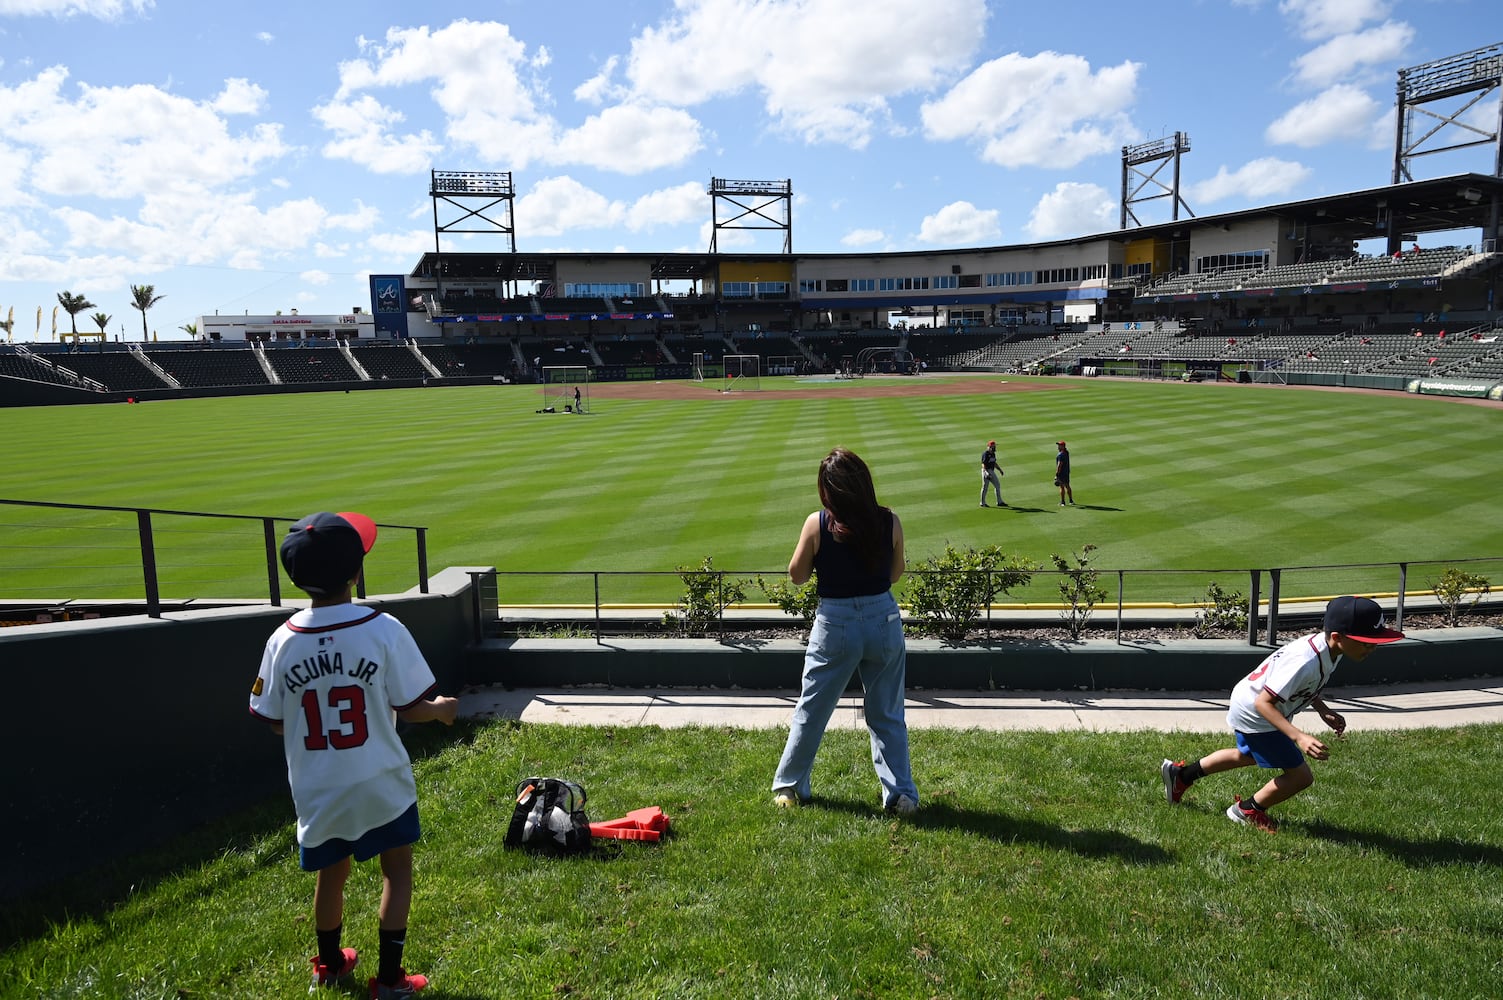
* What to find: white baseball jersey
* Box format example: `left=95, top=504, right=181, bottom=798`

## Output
left=1226, top=631, right=1339, bottom=733
left=249, top=604, right=437, bottom=848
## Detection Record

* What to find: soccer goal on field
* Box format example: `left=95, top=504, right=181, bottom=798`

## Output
left=722, top=354, right=762, bottom=392
left=542, top=366, right=591, bottom=413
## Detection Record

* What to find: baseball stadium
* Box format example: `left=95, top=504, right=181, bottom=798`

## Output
left=3, top=39, right=1502, bottom=1000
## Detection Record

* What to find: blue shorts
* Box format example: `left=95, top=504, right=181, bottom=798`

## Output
left=1235, top=729, right=1305, bottom=770
left=300, top=802, right=421, bottom=872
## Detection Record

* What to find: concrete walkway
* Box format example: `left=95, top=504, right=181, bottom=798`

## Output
left=460, top=676, right=1503, bottom=733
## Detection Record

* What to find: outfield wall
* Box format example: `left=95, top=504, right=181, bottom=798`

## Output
left=0, top=568, right=482, bottom=901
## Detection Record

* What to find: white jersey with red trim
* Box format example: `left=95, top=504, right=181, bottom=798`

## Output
left=248, top=604, right=437, bottom=848
left=1226, top=631, right=1339, bottom=733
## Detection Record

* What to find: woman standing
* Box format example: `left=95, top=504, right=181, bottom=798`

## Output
left=772, top=447, right=918, bottom=814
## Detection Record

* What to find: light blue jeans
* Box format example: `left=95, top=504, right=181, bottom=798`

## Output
left=772, top=591, right=918, bottom=808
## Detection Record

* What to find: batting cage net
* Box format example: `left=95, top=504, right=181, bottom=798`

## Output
left=691, top=352, right=705, bottom=383
left=722, top=354, right=762, bottom=392
left=542, top=366, right=591, bottom=413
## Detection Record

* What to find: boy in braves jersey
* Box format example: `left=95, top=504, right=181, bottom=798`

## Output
left=249, top=511, right=457, bottom=997
left=1160, top=596, right=1404, bottom=832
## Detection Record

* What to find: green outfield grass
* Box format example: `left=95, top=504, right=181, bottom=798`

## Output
left=2, top=376, right=1500, bottom=606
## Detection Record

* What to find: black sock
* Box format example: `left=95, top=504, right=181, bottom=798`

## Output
left=1181, top=761, right=1204, bottom=784
left=1246, top=796, right=1264, bottom=812
left=316, top=924, right=344, bottom=971
left=378, top=926, right=408, bottom=985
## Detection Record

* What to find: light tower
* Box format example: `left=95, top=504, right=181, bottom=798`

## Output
left=1120, top=133, right=1194, bottom=229
left=708, top=177, right=792, bottom=253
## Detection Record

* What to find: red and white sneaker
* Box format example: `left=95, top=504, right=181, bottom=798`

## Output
left=1225, top=795, right=1278, bottom=832
left=309, top=947, right=358, bottom=989
left=369, top=970, right=429, bottom=999
left=1160, top=759, right=1189, bottom=804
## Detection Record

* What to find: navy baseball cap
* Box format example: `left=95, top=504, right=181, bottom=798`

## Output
left=279, top=511, right=377, bottom=597
left=1323, top=596, right=1405, bottom=644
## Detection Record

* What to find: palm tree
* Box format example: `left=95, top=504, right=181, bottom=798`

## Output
left=130, top=284, right=164, bottom=342
left=91, top=312, right=112, bottom=338
left=57, top=290, right=95, bottom=339
left=179, top=321, right=198, bottom=340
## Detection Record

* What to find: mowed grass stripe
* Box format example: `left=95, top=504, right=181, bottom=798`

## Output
left=2, top=378, right=1500, bottom=604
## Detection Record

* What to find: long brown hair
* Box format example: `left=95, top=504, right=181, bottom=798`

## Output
left=817, top=447, right=888, bottom=573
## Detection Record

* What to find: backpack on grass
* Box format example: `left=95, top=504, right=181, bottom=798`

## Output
left=504, top=777, right=592, bottom=855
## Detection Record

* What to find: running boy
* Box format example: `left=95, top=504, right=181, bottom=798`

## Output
left=1160, top=595, right=1404, bottom=831
left=249, top=511, right=458, bottom=997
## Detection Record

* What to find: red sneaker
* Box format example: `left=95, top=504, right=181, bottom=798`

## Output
left=1160, top=759, right=1189, bottom=804
left=310, top=947, right=358, bottom=989
left=370, top=970, right=429, bottom=998
left=1226, top=795, right=1278, bottom=832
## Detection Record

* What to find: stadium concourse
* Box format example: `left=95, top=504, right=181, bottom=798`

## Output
left=459, top=678, right=1503, bottom=732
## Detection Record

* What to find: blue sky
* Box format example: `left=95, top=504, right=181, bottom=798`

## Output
left=0, top=0, right=1495, bottom=339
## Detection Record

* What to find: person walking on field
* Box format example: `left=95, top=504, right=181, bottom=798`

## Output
left=1054, top=440, right=1074, bottom=506
left=980, top=440, right=1005, bottom=507
left=772, top=447, right=919, bottom=815
left=1160, top=596, right=1405, bottom=832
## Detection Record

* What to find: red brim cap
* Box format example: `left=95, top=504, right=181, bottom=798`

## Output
left=1344, top=627, right=1406, bottom=644
left=336, top=511, right=378, bottom=553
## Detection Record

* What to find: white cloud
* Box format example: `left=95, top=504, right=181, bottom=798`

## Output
left=841, top=228, right=886, bottom=247
left=255, top=31, right=273, bottom=44
left=1278, top=0, right=1390, bottom=40
left=1265, top=83, right=1381, bottom=146
left=920, top=52, right=1141, bottom=169
left=0, top=66, right=290, bottom=203
left=916, top=201, right=1000, bottom=245
left=624, top=181, right=705, bottom=232
left=551, top=104, right=703, bottom=174
left=300, top=269, right=331, bottom=286
left=212, top=78, right=268, bottom=116
left=0, top=0, right=152, bottom=18
left=1291, top=20, right=1413, bottom=87
left=321, top=19, right=704, bottom=174
left=1023, top=183, right=1116, bottom=241
left=1188, top=157, right=1313, bottom=204
left=575, top=56, right=621, bottom=105
left=515, top=176, right=626, bottom=237
left=621, top=0, right=988, bottom=147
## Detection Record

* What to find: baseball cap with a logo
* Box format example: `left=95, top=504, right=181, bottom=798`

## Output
left=1322, top=595, right=1405, bottom=644
left=279, top=511, right=377, bottom=597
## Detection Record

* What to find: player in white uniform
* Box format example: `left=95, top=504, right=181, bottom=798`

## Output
left=249, top=511, right=457, bottom=997
left=1159, top=596, right=1404, bottom=831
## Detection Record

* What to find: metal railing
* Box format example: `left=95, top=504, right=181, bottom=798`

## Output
left=470, top=556, right=1501, bottom=645
left=0, top=499, right=428, bottom=618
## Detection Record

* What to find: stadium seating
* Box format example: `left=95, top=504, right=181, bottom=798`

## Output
left=52, top=351, right=170, bottom=392
left=350, top=344, right=430, bottom=380
left=263, top=346, right=360, bottom=384
left=149, top=347, right=269, bottom=387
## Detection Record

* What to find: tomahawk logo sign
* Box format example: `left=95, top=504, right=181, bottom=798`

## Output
left=374, top=278, right=403, bottom=314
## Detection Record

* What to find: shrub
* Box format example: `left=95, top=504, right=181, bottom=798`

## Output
left=1192, top=581, right=1249, bottom=637
left=663, top=556, right=748, bottom=635
left=1051, top=545, right=1108, bottom=641
left=1429, top=567, right=1490, bottom=627
left=902, top=543, right=1038, bottom=643
left=754, top=574, right=820, bottom=638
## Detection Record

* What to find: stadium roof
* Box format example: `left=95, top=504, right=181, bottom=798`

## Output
left=409, top=172, right=1503, bottom=279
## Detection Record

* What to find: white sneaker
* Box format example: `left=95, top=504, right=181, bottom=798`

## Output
left=888, top=794, right=918, bottom=816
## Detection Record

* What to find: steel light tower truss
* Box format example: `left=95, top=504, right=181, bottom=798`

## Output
left=708, top=177, right=792, bottom=253
left=1120, top=133, right=1194, bottom=230
left=431, top=170, right=516, bottom=252
left=1392, top=42, right=1503, bottom=183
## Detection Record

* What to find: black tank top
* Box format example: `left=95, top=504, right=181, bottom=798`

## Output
left=814, top=509, right=893, bottom=598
